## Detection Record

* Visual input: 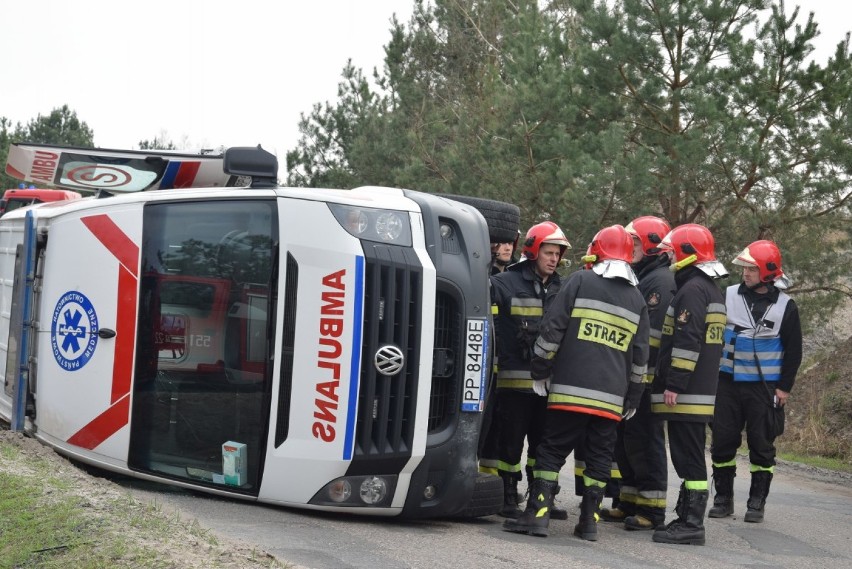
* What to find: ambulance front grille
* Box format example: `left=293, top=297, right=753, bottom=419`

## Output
left=348, top=245, right=422, bottom=474
left=428, top=291, right=459, bottom=432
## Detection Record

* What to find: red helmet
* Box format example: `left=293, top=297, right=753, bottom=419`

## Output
left=625, top=216, right=671, bottom=256
left=582, top=225, right=633, bottom=264
left=733, top=240, right=784, bottom=283
left=521, top=221, right=571, bottom=260
left=659, top=223, right=717, bottom=269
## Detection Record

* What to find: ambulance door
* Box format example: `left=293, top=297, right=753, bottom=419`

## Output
left=127, top=199, right=277, bottom=494
left=36, top=203, right=144, bottom=462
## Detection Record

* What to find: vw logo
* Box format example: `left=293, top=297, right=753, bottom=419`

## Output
left=374, top=345, right=405, bottom=376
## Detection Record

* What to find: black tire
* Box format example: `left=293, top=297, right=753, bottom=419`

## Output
left=454, top=472, right=504, bottom=518
left=441, top=194, right=520, bottom=244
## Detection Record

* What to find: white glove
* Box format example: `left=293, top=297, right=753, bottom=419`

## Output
left=533, top=378, right=550, bottom=397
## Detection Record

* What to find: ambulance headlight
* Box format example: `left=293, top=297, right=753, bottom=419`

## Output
left=329, top=204, right=412, bottom=246
left=328, top=480, right=352, bottom=503
left=359, top=476, right=388, bottom=505
left=310, top=475, right=397, bottom=508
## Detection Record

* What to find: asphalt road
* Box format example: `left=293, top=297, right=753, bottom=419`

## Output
left=117, top=453, right=852, bottom=569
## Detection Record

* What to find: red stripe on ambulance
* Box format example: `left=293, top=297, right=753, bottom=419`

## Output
left=5, top=164, right=25, bottom=180
left=112, top=265, right=138, bottom=404
left=81, top=215, right=139, bottom=277
left=173, top=161, right=201, bottom=188
left=67, top=394, right=130, bottom=448
left=67, top=215, right=139, bottom=449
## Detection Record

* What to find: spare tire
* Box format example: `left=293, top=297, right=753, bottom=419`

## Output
left=442, top=194, right=520, bottom=244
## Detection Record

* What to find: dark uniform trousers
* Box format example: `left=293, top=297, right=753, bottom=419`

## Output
left=477, top=378, right=500, bottom=467
left=621, top=386, right=668, bottom=497
left=496, top=390, right=548, bottom=479
left=535, top=409, right=618, bottom=485
left=711, top=377, right=778, bottom=468
left=666, top=420, right=708, bottom=482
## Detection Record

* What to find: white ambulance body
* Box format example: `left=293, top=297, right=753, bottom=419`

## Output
left=0, top=143, right=503, bottom=517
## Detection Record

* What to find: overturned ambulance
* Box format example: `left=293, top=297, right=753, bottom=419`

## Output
left=0, top=142, right=516, bottom=518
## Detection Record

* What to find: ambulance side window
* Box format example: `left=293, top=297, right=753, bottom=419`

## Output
left=129, top=199, right=277, bottom=490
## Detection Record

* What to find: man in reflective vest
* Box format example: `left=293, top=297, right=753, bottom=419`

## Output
left=709, top=240, right=802, bottom=523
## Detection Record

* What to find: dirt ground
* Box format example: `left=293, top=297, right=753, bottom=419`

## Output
left=0, top=427, right=290, bottom=568
left=781, top=332, right=852, bottom=463
left=2, top=301, right=850, bottom=567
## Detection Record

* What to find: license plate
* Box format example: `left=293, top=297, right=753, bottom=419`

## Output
left=461, top=318, right=489, bottom=412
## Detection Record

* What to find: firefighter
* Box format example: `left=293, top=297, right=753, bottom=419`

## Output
left=479, top=235, right=520, bottom=473
left=491, top=241, right=515, bottom=275
left=650, top=224, right=728, bottom=546
left=709, top=240, right=802, bottom=523
left=504, top=225, right=649, bottom=541
left=490, top=221, right=571, bottom=519
left=599, top=216, right=675, bottom=530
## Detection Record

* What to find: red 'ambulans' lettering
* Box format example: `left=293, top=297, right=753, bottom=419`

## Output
left=30, top=150, right=59, bottom=183
left=313, top=269, right=346, bottom=442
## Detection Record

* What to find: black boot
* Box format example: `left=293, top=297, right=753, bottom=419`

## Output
left=744, top=471, right=773, bottom=523
left=550, top=484, right=569, bottom=521
left=653, top=488, right=708, bottom=545
left=669, top=483, right=687, bottom=525
left=708, top=466, right=735, bottom=518
left=503, top=479, right=557, bottom=537
left=526, top=465, right=567, bottom=520
left=498, top=473, right=522, bottom=519
left=573, top=486, right=605, bottom=541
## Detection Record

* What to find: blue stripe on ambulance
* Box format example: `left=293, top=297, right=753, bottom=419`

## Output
left=343, top=255, right=364, bottom=460
left=159, top=162, right=180, bottom=189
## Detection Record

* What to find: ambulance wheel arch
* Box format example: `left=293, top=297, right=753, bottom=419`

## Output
left=440, top=195, right=520, bottom=244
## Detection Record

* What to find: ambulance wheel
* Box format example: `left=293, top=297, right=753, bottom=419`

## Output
left=454, top=472, right=504, bottom=518
left=441, top=195, right=520, bottom=244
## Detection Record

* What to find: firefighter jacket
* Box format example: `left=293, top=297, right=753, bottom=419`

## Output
left=719, top=283, right=802, bottom=392
left=634, top=255, right=676, bottom=385
left=651, top=266, right=727, bottom=423
left=529, top=269, right=649, bottom=421
left=490, top=261, right=561, bottom=393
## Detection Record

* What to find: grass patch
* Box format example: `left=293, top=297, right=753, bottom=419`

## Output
left=0, top=431, right=288, bottom=569
left=777, top=451, right=852, bottom=474
left=0, top=472, right=138, bottom=569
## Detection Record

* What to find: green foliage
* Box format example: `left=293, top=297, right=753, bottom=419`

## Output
left=0, top=116, right=24, bottom=191
left=22, top=105, right=94, bottom=148
left=286, top=0, right=852, bottom=324
left=0, top=105, right=94, bottom=190
left=138, top=135, right=177, bottom=150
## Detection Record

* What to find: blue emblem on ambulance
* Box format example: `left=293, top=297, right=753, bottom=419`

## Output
left=51, top=291, right=99, bottom=371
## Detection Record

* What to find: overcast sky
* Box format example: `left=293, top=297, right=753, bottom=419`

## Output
left=1, top=1, right=849, bottom=159
left=1, top=0, right=414, bottom=156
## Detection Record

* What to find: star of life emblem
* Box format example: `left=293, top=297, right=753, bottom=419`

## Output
left=51, top=291, right=99, bottom=371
